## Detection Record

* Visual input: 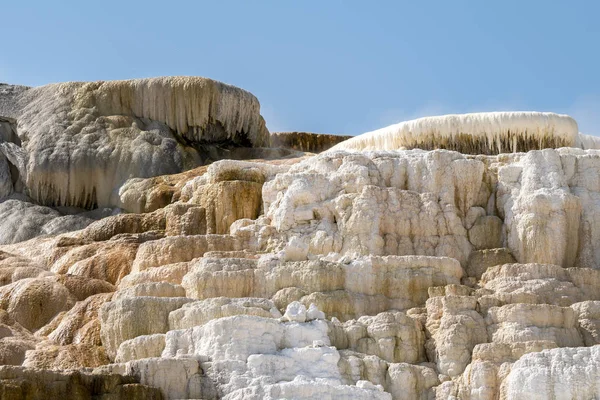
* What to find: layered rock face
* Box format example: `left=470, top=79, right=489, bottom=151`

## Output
left=1, top=79, right=600, bottom=399
left=270, top=131, right=353, bottom=153
left=0, top=77, right=295, bottom=247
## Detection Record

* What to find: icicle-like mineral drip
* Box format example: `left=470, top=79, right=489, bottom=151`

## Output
left=328, top=112, right=580, bottom=155
left=11, top=77, right=270, bottom=209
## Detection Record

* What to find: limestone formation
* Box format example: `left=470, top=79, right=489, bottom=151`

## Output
left=571, top=301, right=600, bottom=345
left=99, top=296, right=192, bottom=359
left=0, top=199, right=96, bottom=245
left=180, top=255, right=463, bottom=321
left=501, top=346, right=600, bottom=399
left=270, top=131, right=353, bottom=153
left=0, top=365, right=162, bottom=399
left=3, top=77, right=600, bottom=398
left=0, top=278, right=76, bottom=331
left=329, top=112, right=582, bottom=154
left=0, top=77, right=270, bottom=212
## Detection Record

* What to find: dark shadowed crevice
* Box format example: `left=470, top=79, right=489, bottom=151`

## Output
left=0, top=116, right=21, bottom=146
left=8, top=160, right=19, bottom=186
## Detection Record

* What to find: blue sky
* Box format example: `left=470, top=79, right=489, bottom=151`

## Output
left=2, top=1, right=598, bottom=136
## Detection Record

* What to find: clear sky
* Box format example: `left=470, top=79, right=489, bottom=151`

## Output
left=2, top=1, right=598, bottom=136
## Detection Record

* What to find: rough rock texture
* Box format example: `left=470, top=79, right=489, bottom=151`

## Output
left=22, top=343, right=110, bottom=370
left=3, top=81, right=600, bottom=399
left=426, top=295, right=487, bottom=377
left=180, top=255, right=462, bottom=321
left=0, top=277, right=76, bottom=331
left=0, top=365, right=163, bottom=399
left=571, top=301, right=600, bottom=345
left=270, top=131, right=353, bottom=153
left=0, top=77, right=270, bottom=213
left=0, top=199, right=97, bottom=245
left=480, top=263, right=600, bottom=307
left=99, top=296, right=192, bottom=359
left=501, top=346, right=600, bottom=399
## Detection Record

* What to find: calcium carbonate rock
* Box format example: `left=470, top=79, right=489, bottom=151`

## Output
left=307, top=303, right=326, bottom=320
left=330, top=310, right=426, bottom=364
left=0, top=200, right=95, bottom=245
left=0, top=310, right=37, bottom=365
left=498, top=150, right=582, bottom=269
left=426, top=296, right=488, bottom=377
left=115, top=334, right=166, bottom=363
left=181, top=256, right=258, bottom=299
left=0, top=365, right=163, bottom=400
left=95, top=356, right=209, bottom=400
left=118, top=261, right=191, bottom=289
left=258, top=147, right=600, bottom=272
left=42, top=292, right=113, bottom=346
left=50, top=240, right=139, bottom=285
left=131, top=234, right=241, bottom=272
left=467, top=216, right=503, bottom=250
left=501, top=346, right=600, bottom=399
left=181, top=255, right=462, bottom=321
left=99, top=296, right=192, bottom=359
left=1, top=77, right=269, bottom=210
left=338, top=351, right=439, bottom=400
left=78, top=211, right=166, bottom=242
left=283, top=236, right=309, bottom=262
left=263, top=150, right=485, bottom=265
left=270, top=132, right=353, bottom=153
left=49, top=274, right=115, bottom=301
left=4, top=88, right=600, bottom=399
left=480, top=263, right=600, bottom=307
left=570, top=301, right=600, bottom=346
left=116, top=156, right=299, bottom=215
left=466, top=248, right=516, bottom=280
left=156, top=315, right=389, bottom=399
left=329, top=112, right=578, bottom=155
left=283, top=301, right=308, bottom=322
left=169, top=297, right=281, bottom=330
left=113, top=282, right=186, bottom=301
left=455, top=341, right=558, bottom=400
left=0, top=252, right=49, bottom=286
left=0, top=278, right=76, bottom=331
left=22, top=343, right=109, bottom=370
left=485, top=303, right=583, bottom=347
left=0, top=153, right=13, bottom=199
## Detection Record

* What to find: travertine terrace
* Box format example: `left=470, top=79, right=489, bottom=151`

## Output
left=1, top=77, right=600, bottom=399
